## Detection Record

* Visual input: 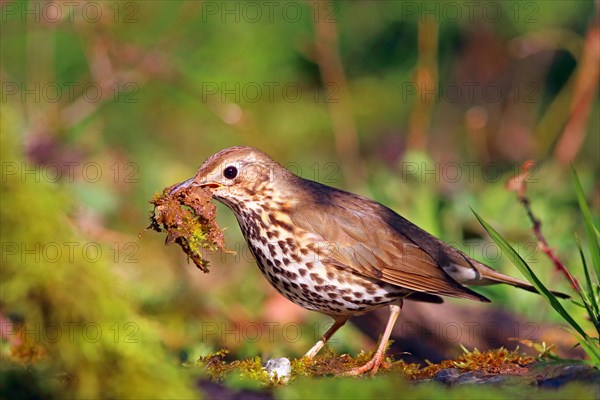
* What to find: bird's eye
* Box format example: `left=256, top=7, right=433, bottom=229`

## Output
left=223, top=166, right=238, bottom=180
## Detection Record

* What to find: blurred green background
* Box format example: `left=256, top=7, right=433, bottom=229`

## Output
left=1, top=0, right=598, bottom=398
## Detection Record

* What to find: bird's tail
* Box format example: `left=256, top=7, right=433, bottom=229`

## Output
left=472, top=262, right=570, bottom=299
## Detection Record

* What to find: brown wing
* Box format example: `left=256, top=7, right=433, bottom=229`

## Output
left=290, top=180, right=489, bottom=302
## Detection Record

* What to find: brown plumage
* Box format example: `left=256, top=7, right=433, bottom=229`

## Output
left=171, top=146, right=568, bottom=375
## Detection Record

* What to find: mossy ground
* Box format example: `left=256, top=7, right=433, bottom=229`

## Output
left=187, top=347, right=599, bottom=399
left=190, top=347, right=535, bottom=385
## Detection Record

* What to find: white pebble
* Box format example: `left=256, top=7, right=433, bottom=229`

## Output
left=265, top=357, right=291, bottom=383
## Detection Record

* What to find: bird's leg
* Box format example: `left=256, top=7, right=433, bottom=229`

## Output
left=339, top=302, right=402, bottom=376
left=304, top=317, right=347, bottom=359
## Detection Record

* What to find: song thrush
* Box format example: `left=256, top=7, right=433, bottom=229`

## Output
left=171, top=146, right=568, bottom=376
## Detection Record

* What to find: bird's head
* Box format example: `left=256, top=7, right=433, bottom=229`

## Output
left=170, top=146, right=292, bottom=207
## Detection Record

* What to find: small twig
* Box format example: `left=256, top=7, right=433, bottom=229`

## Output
left=506, top=161, right=581, bottom=290
left=518, top=195, right=580, bottom=290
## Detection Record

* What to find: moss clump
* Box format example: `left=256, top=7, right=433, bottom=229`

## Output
left=411, top=347, right=535, bottom=379
left=188, top=349, right=273, bottom=386
left=149, top=184, right=225, bottom=272
left=292, top=347, right=376, bottom=377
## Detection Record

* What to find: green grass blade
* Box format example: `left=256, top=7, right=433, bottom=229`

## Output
left=572, top=167, right=600, bottom=279
left=472, top=209, right=588, bottom=340
left=575, top=235, right=600, bottom=332
left=575, top=335, right=600, bottom=367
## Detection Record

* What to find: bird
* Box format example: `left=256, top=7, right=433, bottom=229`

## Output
left=170, top=146, right=569, bottom=376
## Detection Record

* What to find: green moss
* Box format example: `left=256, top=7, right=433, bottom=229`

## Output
left=0, top=108, right=197, bottom=399
left=189, top=349, right=273, bottom=387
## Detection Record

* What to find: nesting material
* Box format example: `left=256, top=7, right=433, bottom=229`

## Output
left=149, top=185, right=225, bottom=272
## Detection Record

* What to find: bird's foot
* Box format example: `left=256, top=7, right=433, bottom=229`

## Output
left=337, top=351, right=388, bottom=377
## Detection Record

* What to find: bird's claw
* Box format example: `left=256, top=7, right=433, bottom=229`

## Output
left=337, top=352, right=388, bottom=377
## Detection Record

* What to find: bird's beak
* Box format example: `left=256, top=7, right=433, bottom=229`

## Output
left=169, top=176, right=196, bottom=194
left=169, top=175, right=222, bottom=195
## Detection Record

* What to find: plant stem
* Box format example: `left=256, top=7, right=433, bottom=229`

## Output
left=517, top=195, right=581, bottom=291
